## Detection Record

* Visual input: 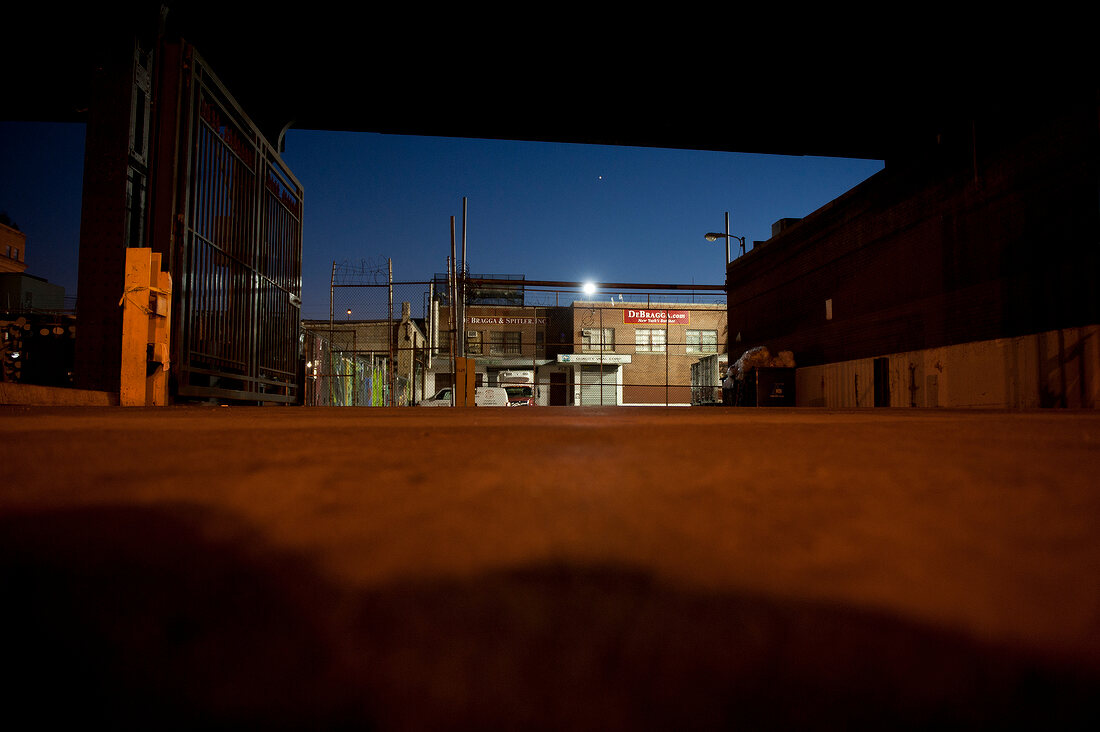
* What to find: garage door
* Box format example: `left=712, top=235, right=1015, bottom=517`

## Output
left=579, top=365, right=617, bottom=406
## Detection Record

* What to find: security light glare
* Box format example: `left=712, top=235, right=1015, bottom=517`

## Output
left=583, top=282, right=597, bottom=295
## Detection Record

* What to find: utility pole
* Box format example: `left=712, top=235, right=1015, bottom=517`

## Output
left=461, top=196, right=468, bottom=360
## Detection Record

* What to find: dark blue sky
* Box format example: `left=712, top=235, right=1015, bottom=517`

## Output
left=1, top=122, right=883, bottom=318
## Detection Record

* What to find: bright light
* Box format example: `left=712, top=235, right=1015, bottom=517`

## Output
left=582, top=281, right=597, bottom=296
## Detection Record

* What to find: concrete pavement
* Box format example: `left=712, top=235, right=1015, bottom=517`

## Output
left=2, top=406, right=1099, bottom=728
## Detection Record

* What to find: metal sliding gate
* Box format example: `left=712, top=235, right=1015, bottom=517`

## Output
left=175, top=50, right=303, bottom=403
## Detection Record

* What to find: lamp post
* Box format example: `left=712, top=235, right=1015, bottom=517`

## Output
left=704, top=211, right=746, bottom=263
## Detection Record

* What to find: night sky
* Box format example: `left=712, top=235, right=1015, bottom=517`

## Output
left=1, top=121, right=884, bottom=318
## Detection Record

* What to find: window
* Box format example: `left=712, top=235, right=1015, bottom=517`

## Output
left=635, top=329, right=666, bottom=353
left=12, top=247, right=20, bottom=261
left=490, top=331, right=521, bottom=355
left=504, top=385, right=533, bottom=400
left=466, top=330, right=482, bottom=355
left=686, top=329, right=718, bottom=354
left=582, top=328, right=614, bottom=352
left=504, top=331, right=521, bottom=354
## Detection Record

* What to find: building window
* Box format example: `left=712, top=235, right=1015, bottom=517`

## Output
left=505, top=332, right=521, bottom=354
left=12, top=247, right=19, bottom=261
left=466, top=330, right=482, bottom=355
left=582, top=328, right=614, bottom=352
left=535, top=331, right=545, bottom=354
left=686, top=329, right=718, bottom=354
left=490, top=331, right=522, bottom=355
left=635, top=328, right=666, bottom=352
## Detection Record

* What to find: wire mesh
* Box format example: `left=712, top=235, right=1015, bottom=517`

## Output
left=304, top=273, right=728, bottom=407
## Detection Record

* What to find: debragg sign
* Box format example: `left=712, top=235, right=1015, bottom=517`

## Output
left=622, top=309, right=690, bottom=325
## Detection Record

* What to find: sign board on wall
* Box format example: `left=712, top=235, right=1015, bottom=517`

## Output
left=558, top=354, right=632, bottom=364
left=622, top=309, right=690, bottom=325
left=467, top=316, right=547, bottom=325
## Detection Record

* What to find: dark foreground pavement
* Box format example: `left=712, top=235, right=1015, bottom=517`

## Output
left=2, top=406, right=1099, bottom=729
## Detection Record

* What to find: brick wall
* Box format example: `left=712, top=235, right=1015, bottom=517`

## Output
left=0, top=223, right=27, bottom=274
left=726, top=102, right=1100, bottom=368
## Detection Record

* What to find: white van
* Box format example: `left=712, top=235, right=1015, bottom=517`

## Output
left=418, top=386, right=510, bottom=407
left=474, top=386, right=509, bottom=406
left=499, top=371, right=536, bottom=406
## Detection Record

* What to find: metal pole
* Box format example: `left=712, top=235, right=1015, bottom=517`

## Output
left=461, top=196, right=467, bottom=360
left=388, top=258, right=394, bottom=406
left=599, top=306, right=604, bottom=406
left=329, top=261, right=336, bottom=331
left=450, top=217, right=457, bottom=406
left=724, top=211, right=731, bottom=265
left=665, top=312, right=670, bottom=407
left=329, top=260, right=336, bottom=407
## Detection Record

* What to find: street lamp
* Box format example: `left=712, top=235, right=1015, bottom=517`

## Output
left=704, top=211, right=746, bottom=263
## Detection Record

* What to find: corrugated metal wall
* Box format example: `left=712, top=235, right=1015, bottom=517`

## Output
left=795, top=325, right=1100, bottom=409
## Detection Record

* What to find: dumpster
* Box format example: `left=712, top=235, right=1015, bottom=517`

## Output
left=730, top=346, right=797, bottom=406
left=742, top=366, right=796, bottom=406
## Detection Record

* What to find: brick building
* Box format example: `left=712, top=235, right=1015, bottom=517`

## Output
left=427, top=300, right=726, bottom=406
left=724, top=97, right=1099, bottom=408
left=0, top=221, right=27, bottom=274
left=0, top=219, right=67, bottom=310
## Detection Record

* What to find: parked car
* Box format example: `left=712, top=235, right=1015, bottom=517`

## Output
left=418, top=388, right=454, bottom=406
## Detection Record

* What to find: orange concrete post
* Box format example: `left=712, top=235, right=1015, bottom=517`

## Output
left=119, top=248, right=172, bottom=406
left=454, top=357, right=476, bottom=406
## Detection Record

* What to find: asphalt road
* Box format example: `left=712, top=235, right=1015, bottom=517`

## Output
left=3, top=406, right=1099, bottom=729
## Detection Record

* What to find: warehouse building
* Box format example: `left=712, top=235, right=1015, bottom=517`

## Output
left=724, top=97, right=1099, bottom=408
left=427, top=300, right=726, bottom=406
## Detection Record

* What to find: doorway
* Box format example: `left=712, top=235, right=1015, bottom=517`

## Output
left=549, top=372, right=567, bottom=405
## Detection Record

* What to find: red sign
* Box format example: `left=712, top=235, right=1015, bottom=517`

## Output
left=623, top=309, right=690, bottom=325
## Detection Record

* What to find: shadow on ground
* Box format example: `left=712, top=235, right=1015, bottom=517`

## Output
left=1, top=505, right=1096, bottom=730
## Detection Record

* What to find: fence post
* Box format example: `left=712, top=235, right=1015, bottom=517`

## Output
left=388, top=258, right=394, bottom=406
left=120, top=248, right=172, bottom=406
left=665, top=313, right=670, bottom=407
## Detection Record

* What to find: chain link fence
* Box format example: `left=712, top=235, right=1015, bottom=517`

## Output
left=302, top=263, right=727, bottom=407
